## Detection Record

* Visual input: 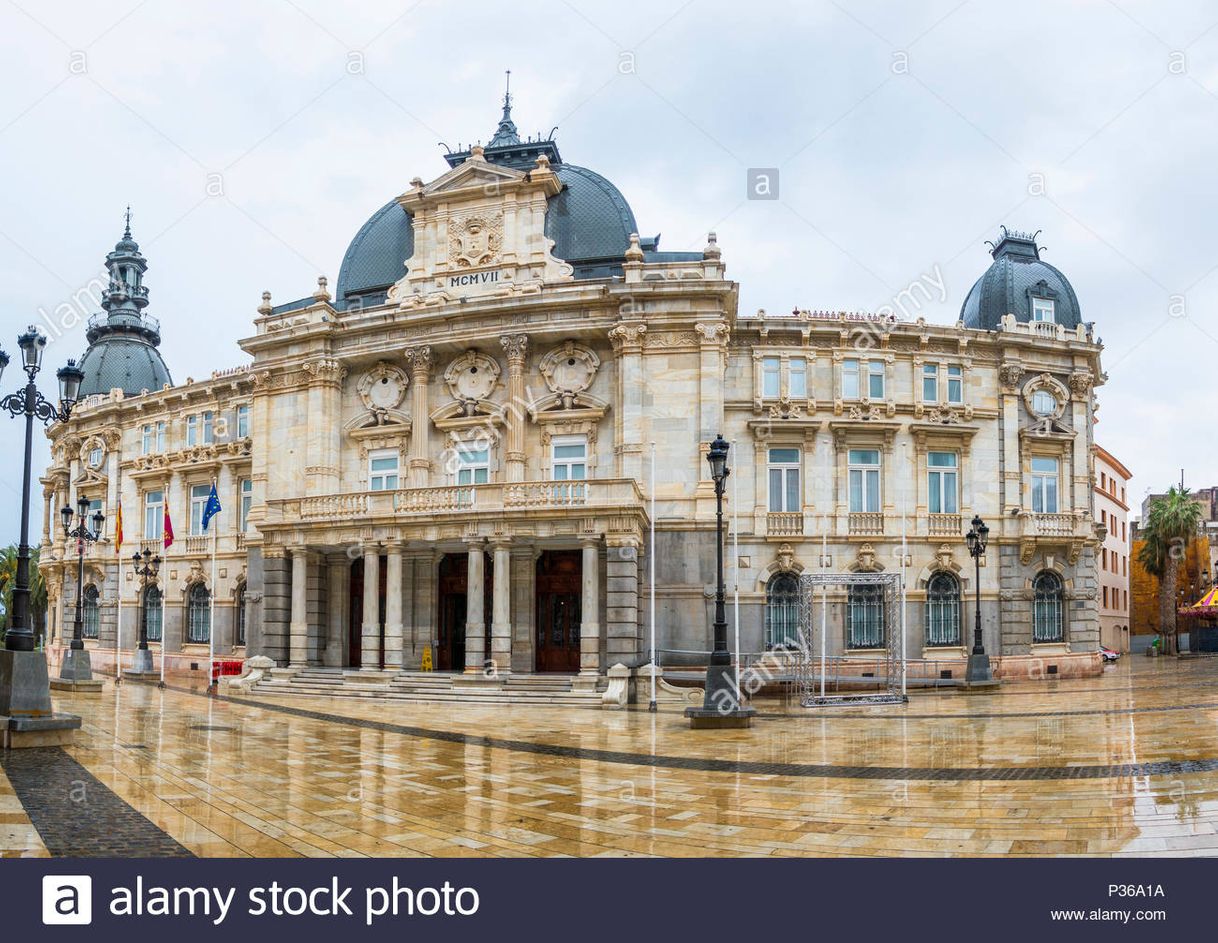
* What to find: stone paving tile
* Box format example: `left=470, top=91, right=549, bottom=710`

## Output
left=6, top=657, right=1218, bottom=856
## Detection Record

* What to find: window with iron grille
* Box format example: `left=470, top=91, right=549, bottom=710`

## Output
left=82, top=584, right=100, bottom=639
left=186, top=583, right=211, bottom=644
left=1033, top=571, right=1064, bottom=642
left=236, top=583, right=246, bottom=646
left=765, top=573, right=800, bottom=649
left=925, top=572, right=961, bottom=646
left=143, top=585, right=162, bottom=642
left=847, top=582, right=884, bottom=648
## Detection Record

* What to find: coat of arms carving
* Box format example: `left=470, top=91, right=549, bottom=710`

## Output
left=450, top=213, right=503, bottom=268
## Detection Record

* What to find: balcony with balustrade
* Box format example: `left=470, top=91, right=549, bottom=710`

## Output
left=848, top=512, right=884, bottom=536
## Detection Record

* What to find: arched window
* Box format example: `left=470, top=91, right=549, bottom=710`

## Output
left=235, top=582, right=247, bottom=647
left=143, top=585, right=162, bottom=642
left=186, top=583, right=211, bottom=644
left=847, top=583, right=884, bottom=649
left=925, top=572, right=961, bottom=647
left=1033, top=571, right=1064, bottom=643
left=765, top=573, right=800, bottom=650
left=82, top=585, right=100, bottom=639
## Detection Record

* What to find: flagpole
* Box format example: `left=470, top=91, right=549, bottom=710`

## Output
left=820, top=517, right=827, bottom=701
left=208, top=477, right=217, bottom=695
left=159, top=478, right=168, bottom=689
left=900, top=444, right=909, bottom=700
left=648, top=440, right=656, bottom=713
left=731, top=438, right=740, bottom=696
left=115, top=489, right=123, bottom=684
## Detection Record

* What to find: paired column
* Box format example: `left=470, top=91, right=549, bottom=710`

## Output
left=490, top=540, right=512, bottom=675
left=361, top=545, right=381, bottom=670
left=289, top=547, right=309, bottom=668
left=580, top=539, right=601, bottom=676
left=324, top=556, right=347, bottom=668
left=500, top=335, right=528, bottom=482
left=404, top=346, right=433, bottom=488
left=384, top=542, right=404, bottom=670
left=464, top=540, right=486, bottom=673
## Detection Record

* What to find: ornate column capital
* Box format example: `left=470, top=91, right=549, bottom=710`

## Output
left=403, top=345, right=433, bottom=379
left=609, top=322, right=647, bottom=353
left=499, top=333, right=529, bottom=367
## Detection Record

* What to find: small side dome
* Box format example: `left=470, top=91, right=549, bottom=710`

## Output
left=78, top=336, right=172, bottom=397
left=335, top=200, right=414, bottom=308
left=960, top=228, right=1082, bottom=330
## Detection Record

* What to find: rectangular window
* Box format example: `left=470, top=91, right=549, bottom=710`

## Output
left=789, top=358, right=807, bottom=398
left=1103, top=586, right=1109, bottom=608
left=201, top=411, right=214, bottom=445
left=141, top=424, right=153, bottom=455
left=190, top=484, right=212, bottom=536
left=552, top=435, right=588, bottom=481
left=456, top=447, right=489, bottom=486
left=848, top=449, right=881, bottom=513
left=947, top=365, right=963, bottom=403
left=236, top=404, right=250, bottom=439
left=761, top=357, right=780, bottom=397
left=185, top=415, right=198, bottom=447
left=922, top=364, right=939, bottom=402
left=1032, top=298, right=1055, bottom=322
left=842, top=359, right=859, bottom=399
left=1031, top=456, right=1059, bottom=513
left=927, top=451, right=958, bottom=514
left=143, top=490, right=164, bottom=540
left=867, top=360, right=884, bottom=399
left=154, top=421, right=165, bottom=452
left=239, top=478, right=252, bottom=533
left=767, top=448, right=801, bottom=513
left=368, top=450, right=399, bottom=491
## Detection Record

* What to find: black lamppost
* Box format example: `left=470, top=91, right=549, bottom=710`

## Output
left=965, top=514, right=994, bottom=684
left=60, top=495, right=104, bottom=681
left=686, top=434, right=755, bottom=728
left=130, top=548, right=161, bottom=674
left=0, top=327, right=83, bottom=653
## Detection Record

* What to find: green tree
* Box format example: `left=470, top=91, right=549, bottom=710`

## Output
left=0, top=545, right=47, bottom=643
left=1137, top=487, right=1203, bottom=655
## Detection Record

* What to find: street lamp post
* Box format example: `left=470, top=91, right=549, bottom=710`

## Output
left=686, top=434, right=756, bottom=729
left=59, top=496, right=104, bottom=681
left=0, top=327, right=86, bottom=738
left=130, top=549, right=161, bottom=673
left=964, top=513, right=995, bottom=685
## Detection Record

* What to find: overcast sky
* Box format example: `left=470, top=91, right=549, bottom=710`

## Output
left=1, top=0, right=1215, bottom=543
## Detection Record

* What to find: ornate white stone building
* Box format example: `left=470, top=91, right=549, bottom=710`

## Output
left=40, top=96, right=1108, bottom=694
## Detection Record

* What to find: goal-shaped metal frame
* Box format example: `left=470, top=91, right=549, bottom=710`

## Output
left=794, top=571, right=908, bottom=707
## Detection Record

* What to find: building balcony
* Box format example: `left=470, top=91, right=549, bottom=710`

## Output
left=266, top=478, right=648, bottom=528
left=848, top=512, right=884, bottom=535
left=927, top=513, right=964, bottom=538
left=766, top=512, right=804, bottom=538
left=1017, top=510, right=1093, bottom=564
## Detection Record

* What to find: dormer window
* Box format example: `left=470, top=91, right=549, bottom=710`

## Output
left=1032, top=298, right=1055, bottom=323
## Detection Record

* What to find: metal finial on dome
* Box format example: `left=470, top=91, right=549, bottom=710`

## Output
left=489, top=69, right=521, bottom=148
left=123, top=205, right=132, bottom=239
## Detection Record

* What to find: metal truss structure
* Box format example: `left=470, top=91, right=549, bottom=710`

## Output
left=794, top=571, right=908, bottom=707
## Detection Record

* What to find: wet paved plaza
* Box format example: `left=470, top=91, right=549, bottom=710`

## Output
left=5, top=656, right=1218, bottom=857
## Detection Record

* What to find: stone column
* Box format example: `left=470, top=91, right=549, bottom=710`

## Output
left=404, top=346, right=433, bottom=488
left=605, top=539, right=640, bottom=665
left=489, top=540, right=512, bottom=675
left=361, top=545, right=380, bottom=670
left=580, top=538, right=601, bottom=677
left=694, top=321, right=729, bottom=442
left=41, top=485, right=53, bottom=546
left=464, top=540, right=486, bottom=674
left=289, top=548, right=309, bottom=668
left=500, top=335, right=528, bottom=482
left=384, top=542, right=404, bottom=670
left=411, top=551, right=437, bottom=670
left=324, top=556, right=347, bottom=668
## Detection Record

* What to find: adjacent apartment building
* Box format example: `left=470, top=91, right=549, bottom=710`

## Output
left=1093, top=445, right=1132, bottom=652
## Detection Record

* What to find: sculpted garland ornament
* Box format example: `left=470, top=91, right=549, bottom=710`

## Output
left=357, top=362, right=409, bottom=420
left=538, top=341, right=600, bottom=408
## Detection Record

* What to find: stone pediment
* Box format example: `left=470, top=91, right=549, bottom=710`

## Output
left=388, top=147, right=573, bottom=307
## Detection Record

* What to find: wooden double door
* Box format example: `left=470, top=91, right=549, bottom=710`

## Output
left=535, top=550, right=582, bottom=673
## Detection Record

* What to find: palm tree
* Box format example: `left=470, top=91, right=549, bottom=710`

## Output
left=1137, top=487, right=1203, bottom=654
left=0, top=544, right=47, bottom=644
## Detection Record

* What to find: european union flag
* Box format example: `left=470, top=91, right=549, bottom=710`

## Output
left=201, top=483, right=222, bottom=532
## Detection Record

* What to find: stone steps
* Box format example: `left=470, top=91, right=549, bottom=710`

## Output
left=251, top=672, right=604, bottom=707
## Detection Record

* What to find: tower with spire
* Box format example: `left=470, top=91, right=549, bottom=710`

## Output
left=76, top=210, right=173, bottom=397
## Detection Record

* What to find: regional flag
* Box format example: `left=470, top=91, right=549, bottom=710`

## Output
left=115, top=495, right=123, bottom=556
left=163, top=505, right=175, bottom=550
left=202, top=482, right=222, bottom=532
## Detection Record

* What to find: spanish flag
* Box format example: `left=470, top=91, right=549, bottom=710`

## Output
left=114, top=495, right=123, bottom=556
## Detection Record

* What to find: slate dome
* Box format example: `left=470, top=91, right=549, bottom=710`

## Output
left=960, top=228, right=1082, bottom=331
left=334, top=91, right=645, bottom=309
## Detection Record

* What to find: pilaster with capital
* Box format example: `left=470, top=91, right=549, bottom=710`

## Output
left=609, top=322, right=647, bottom=479
left=500, top=334, right=529, bottom=482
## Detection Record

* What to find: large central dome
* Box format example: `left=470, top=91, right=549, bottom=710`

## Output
left=334, top=93, right=658, bottom=309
